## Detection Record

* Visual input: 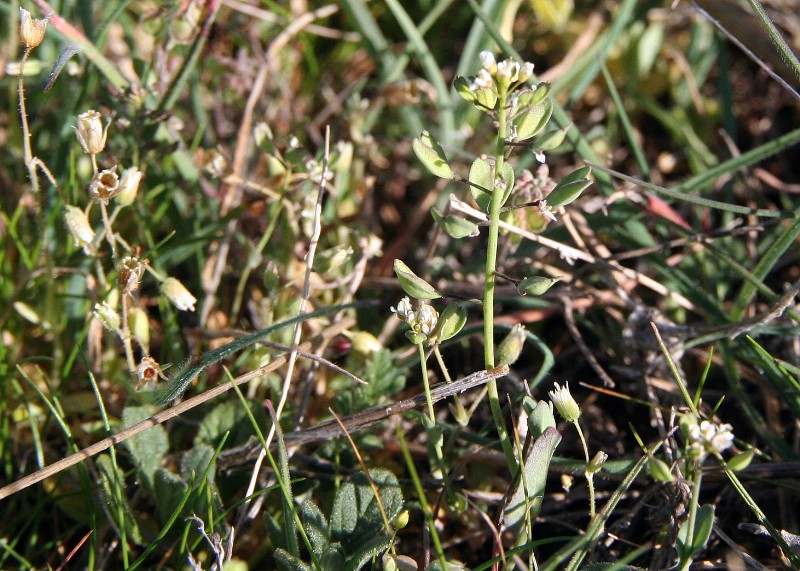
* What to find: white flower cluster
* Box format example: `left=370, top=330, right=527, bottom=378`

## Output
left=687, top=419, right=735, bottom=459
left=391, top=296, right=439, bottom=338
left=469, top=51, right=535, bottom=93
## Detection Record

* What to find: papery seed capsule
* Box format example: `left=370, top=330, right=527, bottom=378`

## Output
left=74, top=110, right=108, bottom=156
left=19, top=8, right=48, bottom=49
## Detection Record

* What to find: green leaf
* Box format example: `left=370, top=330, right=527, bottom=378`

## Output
left=412, top=131, right=454, bottom=180
left=343, top=535, right=392, bottom=571
left=547, top=166, right=592, bottom=207
left=529, top=0, right=574, bottom=30
left=181, top=443, right=216, bottom=485
left=503, top=427, right=561, bottom=535
left=431, top=207, right=479, bottom=238
left=515, top=98, right=553, bottom=141
left=393, top=259, right=441, bottom=300
left=275, top=548, right=313, bottom=571
left=527, top=399, right=556, bottom=439
left=96, top=454, right=144, bottom=544
left=330, top=469, right=403, bottom=549
left=677, top=504, right=715, bottom=561
left=301, top=501, right=330, bottom=561
left=122, top=406, right=168, bottom=488
left=153, top=468, right=189, bottom=526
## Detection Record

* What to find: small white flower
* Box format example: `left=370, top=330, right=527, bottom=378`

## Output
left=391, top=296, right=414, bottom=323
left=534, top=150, right=546, bottom=163
left=479, top=51, right=497, bottom=74
left=415, top=303, right=439, bottom=336
left=518, top=62, right=535, bottom=83
left=689, top=420, right=734, bottom=456
left=496, top=59, right=520, bottom=82
left=549, top=381, right=580, bottom=423
left=162, top=277, right=197, bottom=312
left=471, top=68, right=494, bottom=91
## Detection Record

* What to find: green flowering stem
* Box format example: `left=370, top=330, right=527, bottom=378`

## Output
left=484, top=85, right=516, bottom=471
left=432, top=346, right=469, bottom=426
left=679, top=467, right=703, bottom=571
left=417, top=342, right=436, bottom=423
left=418, top=342, right=449, bottom=485
left=573, top=420, right=596, bottom=519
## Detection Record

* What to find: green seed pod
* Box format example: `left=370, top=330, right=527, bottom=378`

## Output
left=727, top=449, right=754, bottom=472
left=395, top=510, right=410, bottom=530
left=432, top=302, right=467, bottom=343
left=412, top=131, right=454, bottom=180
left=405, top=330, right=427, bottom=345
left=517, top=275, right=561, bottom=296
left=393, top=259, right=441, bottom=300
left=497, top=324, right=526, bottom=365
left=647, top=456, right=675, bottom=483
left=587, top=451, right=608, bottom=474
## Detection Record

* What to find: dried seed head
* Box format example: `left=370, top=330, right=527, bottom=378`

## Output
left=135, top=355, right=167, bottom=390
left=161, top=277, right=197, bottom=312
left=20, top=8, right=48, bottom=50
left=74, top=110, right=109, bottom=156
left=118, top=256, right=147, bottom=295
left=88, top=167, right=120, bottom=204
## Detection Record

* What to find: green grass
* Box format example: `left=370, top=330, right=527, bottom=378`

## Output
left=2, top=1, right=800, bottom=569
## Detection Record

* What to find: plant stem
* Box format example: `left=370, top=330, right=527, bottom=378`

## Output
left=485, top=86, right=516, bottom=471
left=432, top=346, right=469, bottom=426
left=574, top=421, right=595, bottom=518
left=679, top=467, right=703, bottom=571
left=418, top=342, right=436, bottom=423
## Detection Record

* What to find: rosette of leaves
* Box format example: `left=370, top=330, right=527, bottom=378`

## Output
left=275, top=469, right=404, bottom=571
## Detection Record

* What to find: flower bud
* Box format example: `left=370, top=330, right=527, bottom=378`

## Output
left=587, top=451, right=608, bottom=474
left=549, top=382, right=580, bottom=423
left=64, top=205, right=95, bottom=253
left=162, top=277, right=197, bottom=312
left=518, top=61, right=535, bottom=83
left=116, top=166, right=143, bottom=206
left=19, top=8, right=48, bottom=49
left=74, top=110, right=109, bottom=156
left=129, top=306, right=150, bottom=353
left=88, top=167, right=120, bottom=204
left=479, top=51, right=497, bottom=75
left=497, top=324, right=526, bottom=365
